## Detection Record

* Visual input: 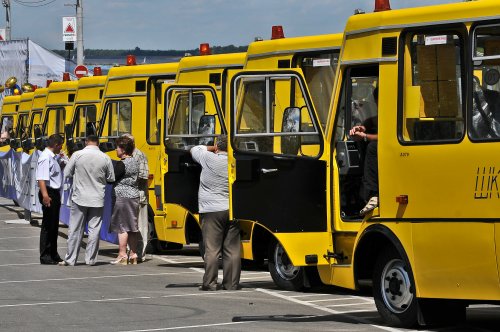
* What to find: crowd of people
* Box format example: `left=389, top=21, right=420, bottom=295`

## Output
left=36, top=133, right=241, bottom=291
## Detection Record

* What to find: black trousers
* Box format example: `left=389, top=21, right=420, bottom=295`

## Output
left=38, top=188, right=61, bottom=263
left=363, top=141, right=379, bottom=200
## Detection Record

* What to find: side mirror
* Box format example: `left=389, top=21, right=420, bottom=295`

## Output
left=21, top=138, right=33, bottom=151
left=198, top=115, right=216, bottom=146
left=198, top=115, right=215, bottom=135
left=34, top=124, right=42, bottom=139
left=99, top=141, right=115, bottom=152
left=281, top=107, right=301, bottom=155
left=9, top=138, right=19, bottom=149
left=86, top=122, right=97, bottom=136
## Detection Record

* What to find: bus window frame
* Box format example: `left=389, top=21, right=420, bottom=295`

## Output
left=146, top=75, right=176, bottom=146
left=397, top=24, right=468, bottom=146
left=292, top=48, right=340, bottom=131
left=164, top=85, right=225, bottom=149
left=71, top=103, right=98, bottom=140
left=98, top=99, right=132, bottom=140
left=42, top=107, right=66, bottom=137
left=29, top=111, right=43, bottom=139
left=230, top=70, right=324, bottom=159
left=468, top=20, right=500, bottom=143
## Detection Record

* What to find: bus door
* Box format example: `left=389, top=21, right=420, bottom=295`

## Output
left=333, top=66, right=379, bottom=223
left=39, top=107, right=65, bottom=150
left=14, top=112, right=29, bottom=150
left=68, top=104, right=98, bottom=152
left=164, top=85, right=225, bottom=216
left=229, top=70, right=329, bottom=266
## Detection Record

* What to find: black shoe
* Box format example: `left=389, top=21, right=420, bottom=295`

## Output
left=40, top=259, right=58, bottom=265
left=199, top=285, right=218, bottom=291
left=52, top=256, right=63, bottom=263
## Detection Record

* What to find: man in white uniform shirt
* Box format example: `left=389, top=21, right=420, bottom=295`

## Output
left=60, top=135, right=115, bottom=266
left=36, top=134, right=65, bottom=265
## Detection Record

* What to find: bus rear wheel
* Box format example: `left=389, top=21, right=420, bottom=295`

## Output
left=268, top=241, right=305, bottom=291
left=373, top=247, right=418, bottom=328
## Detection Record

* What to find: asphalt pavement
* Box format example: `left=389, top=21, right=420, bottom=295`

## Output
left=1, top=197, right=499, bottom=332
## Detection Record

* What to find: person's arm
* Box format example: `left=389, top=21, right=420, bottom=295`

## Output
left=113, top=160, right=125, bottom=182
left=36, top=157, right=51, bottom=207
left=106, top=157, right=116, bottom=184
left=38, top=180, right=51, bottom=207
left=63, top=153, right=76, bottom=178
left=190, top=145, right=208, bottom=164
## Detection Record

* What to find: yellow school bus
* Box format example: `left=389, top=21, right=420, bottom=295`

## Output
left=161, top=33, right=342, bottom=259
left=66, top=74, right=106, bottom=154
left=96, top=58, right=178, bottom=249
left=228, top=0, right=500, bottom=327
left=157, top=49, right=245, bottom=249
left=10, top=91, right=34, bottom=151
left=0, top=95, right=21, bottom=152
left=37, top=79, right=78, bottom=152
left=20, top=87, right=49, bottom=153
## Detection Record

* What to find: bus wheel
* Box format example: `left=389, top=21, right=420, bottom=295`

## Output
left=268, top=241, right=305, bottom=291
left=373, top=247, right=418, bottom=328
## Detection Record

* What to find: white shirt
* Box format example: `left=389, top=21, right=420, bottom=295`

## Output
left=36, top=148, right=63, bottom=190
left=190, top=146, right=229, bottom=213
left=64, top=145, right=115, bottom=207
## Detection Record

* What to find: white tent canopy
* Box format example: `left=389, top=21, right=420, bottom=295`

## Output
left=0, top=39, right=69, bottom=102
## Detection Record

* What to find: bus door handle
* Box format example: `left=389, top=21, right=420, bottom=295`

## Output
left=261, top=168, right=278, bottom=174
left=183, top=162, right=198, bottom=168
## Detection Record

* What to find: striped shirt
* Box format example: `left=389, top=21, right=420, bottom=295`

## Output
left=190, top=146, right=228, bottom=213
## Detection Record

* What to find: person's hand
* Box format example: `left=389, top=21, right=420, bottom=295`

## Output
left=42, top=195, right=51, bottom=207
left=349, top=125, right=366, bottom=141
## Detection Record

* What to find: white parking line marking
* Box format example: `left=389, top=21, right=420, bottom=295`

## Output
left=120, top=321, right=256, bottom=331
left=306, top=297, right=367, bottom=303
left=0, top=226, right=38, bottom=230
left=0, top=271, right=199, bottom=284
left=256, top=288, right=415, bottom=332
left=324, top=302, right=375, bottom=308
left=0, top=263, right=40, bottom=267
left=0, top=236, right=39, bottom=240
left=289, top=293, right=331, bottom=298
left=0, top=290, right=253, bottom=308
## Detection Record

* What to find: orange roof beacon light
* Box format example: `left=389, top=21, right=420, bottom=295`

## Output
left=93, top=66, right=102, bottom=76
left=271, top=25, right=285, bottom=40
left=199, top=43, right=211, bottom=56
left=126, top=55, right=137, bottom=66
left=374, top=0, right=391, bottom=12
left=46, top=80, right=53, bottom=87
left=63, top=72, right=71, bottom=81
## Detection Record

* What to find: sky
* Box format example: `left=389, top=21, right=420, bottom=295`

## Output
left=5, top=0, right=460, bottom=51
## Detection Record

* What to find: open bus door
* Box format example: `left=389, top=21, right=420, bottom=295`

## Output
left=160, top=84, right=226, bottom=245
left=228, top=69, right=332, bottom=290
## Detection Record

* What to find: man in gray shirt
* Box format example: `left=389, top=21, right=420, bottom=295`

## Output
left=191, top=135, right=241, bottom=291
left=60, top=135, right=115, bottom=266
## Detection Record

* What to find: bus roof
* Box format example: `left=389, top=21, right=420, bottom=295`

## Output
left=177, top=53, right=246, bottom=74
left=106, top=62, right=178, bottom=80
left=345, top=0, right=500, bottom=36
left=245, top=33, right=343, bottom=62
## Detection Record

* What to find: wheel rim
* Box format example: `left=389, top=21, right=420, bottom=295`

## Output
left=380, top=258, right=414, bottom=314
left=273, top=243, right=300, bottom=280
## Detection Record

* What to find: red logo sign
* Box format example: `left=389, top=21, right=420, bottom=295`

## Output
left=74, top=65, right=88, bottom=78
left=65, top=24, right=75, bottom=33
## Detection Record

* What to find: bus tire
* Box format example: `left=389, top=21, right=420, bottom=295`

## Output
left=268, top=241, right=305, bottom=291
left=373, top=246, right=418, bottom=328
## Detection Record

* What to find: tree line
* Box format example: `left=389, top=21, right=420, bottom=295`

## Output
left=53, top=45, right=248, bottom=58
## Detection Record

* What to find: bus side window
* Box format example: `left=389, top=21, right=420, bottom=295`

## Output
left=470, top=24, right=500, bottom=140
left=401, top=31, right=465, bottom=143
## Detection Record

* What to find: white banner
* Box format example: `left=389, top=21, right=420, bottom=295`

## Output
left=63, top=17, right=77, bottom=42
left=28, top=40, right=66, bottom=87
